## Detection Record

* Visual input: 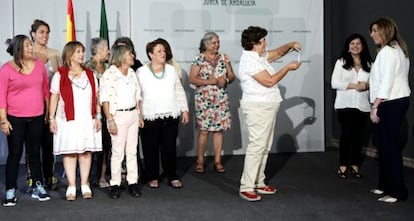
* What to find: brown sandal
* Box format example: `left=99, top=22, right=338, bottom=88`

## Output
left=195, top=162, right=205, bottom=174
left=214, top=163, right=226, bottom=173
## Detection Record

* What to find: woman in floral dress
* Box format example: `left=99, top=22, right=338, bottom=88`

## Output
left=189, top=32, right=235, bottom=173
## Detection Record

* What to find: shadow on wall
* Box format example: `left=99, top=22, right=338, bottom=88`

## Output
left=226, top=78, right=242, bottom=154
left=0, top=133, right=7, bottom=164
left=176, top=69, right=195, bottom=156
left=83, top=10, right=124, bottom=57
left=237, top=84, right=317, bottom=154
left=116, top=11, right=122, bottom=39
left=275, top=85, right=317, bottom=152
left=85, top=12, right=92, bottom=58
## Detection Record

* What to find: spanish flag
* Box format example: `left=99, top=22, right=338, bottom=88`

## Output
left=66, top=0, right=76, bottom=42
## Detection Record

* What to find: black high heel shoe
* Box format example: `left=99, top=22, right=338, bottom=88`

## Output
left=351, top=168, right=361, bottom=178
left=337, top=168, right=347, bottom=179
left=214, top=163, right=226, bottom=173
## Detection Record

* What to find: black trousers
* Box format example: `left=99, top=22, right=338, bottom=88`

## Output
left=6, top=115, right=44, bottom=190
left=337, top=108, right=368, bottom=167
left=90, top=117, right=111, bottom=184
left=141, top=117, right=179, bottom=182
left=41, top=121, right=54, bottom=180
left=376, top=97, right=409, bottom=200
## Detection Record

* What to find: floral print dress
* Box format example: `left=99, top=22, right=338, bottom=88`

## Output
left=193, top=53, right=231, bottom=131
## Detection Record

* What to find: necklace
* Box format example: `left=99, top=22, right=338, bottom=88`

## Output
left=70, top=73, right=88, bottom=90
left=149, top=64, right=165, bottom=79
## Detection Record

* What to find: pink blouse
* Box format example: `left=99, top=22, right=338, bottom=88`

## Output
left=0, top=59, right=50, bottom=117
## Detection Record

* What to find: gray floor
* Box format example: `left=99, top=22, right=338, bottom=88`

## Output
left=1, top=147, right=413, bottom=221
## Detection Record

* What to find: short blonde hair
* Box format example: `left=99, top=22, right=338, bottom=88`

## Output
left=109, top=44, right=132, bottom=67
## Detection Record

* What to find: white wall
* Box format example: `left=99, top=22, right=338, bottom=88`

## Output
left=0, top=0, right=13, bottom=65
left=0, top=0, right=324, bottom=163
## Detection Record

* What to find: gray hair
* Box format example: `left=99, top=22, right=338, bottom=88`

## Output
left=198, top=31, right=219, bottom=53
left=90, top=37, right=108, bottom=56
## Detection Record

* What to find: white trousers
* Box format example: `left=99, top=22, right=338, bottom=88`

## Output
left=109, top=109, right=139, bottom=186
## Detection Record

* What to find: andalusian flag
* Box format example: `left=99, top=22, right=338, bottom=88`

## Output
left=100, top=0, right=109, bottom=44
left=66, top=0, right=76, bottom=42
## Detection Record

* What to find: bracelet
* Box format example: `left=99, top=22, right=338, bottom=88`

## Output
left=1, top=121, right=8, bottom=125
left=48, top=118, right=55, bottom=122
left=96, top=112, right=102, bottom=120
left=372, top=106, right=378, bottom=110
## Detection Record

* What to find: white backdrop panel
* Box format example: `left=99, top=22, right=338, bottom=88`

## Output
left=0, top=0, right=324, bottom=163
left=0, top=0, right=14, bottom=164
left=131, top=0, right=324, bottom=155
left=0, top=0, right=13, bottom=66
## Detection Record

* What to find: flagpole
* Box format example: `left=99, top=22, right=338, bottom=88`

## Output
left=129, top=0, right=131, bottom=37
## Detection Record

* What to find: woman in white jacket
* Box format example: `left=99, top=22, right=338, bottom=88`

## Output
left=368, top=17, right=410, bottom=203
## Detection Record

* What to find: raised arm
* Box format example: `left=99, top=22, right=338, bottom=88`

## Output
left=252, top=61, right=301, bottom=88
left=267, top=41, right=301, bottom=63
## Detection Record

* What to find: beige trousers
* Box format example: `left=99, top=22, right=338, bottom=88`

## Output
left=239, top=101, right=280, bottom=192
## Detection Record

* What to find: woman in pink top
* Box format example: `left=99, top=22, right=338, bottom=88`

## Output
left=0, top=35, right=51, bottom=207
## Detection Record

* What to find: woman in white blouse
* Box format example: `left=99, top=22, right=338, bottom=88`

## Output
left=237, top=26, right=301, bottom=202
left=49, top=41, right=102, bottom=201
left=331, top=33, right=373, bottom=179
left=369, top=17, right=410, bottom=203
left=100, top=44, right=143, bottom=199
left=137, top=39, right=189, bottom=189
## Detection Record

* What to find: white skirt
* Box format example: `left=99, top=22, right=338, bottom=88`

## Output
left=53, top=117, right=102, bottom=155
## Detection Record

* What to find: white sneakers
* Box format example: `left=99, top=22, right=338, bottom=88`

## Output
left=378, top=195, right=398, bottom=203
left=371, top=189, right=398, bottom=203
left=370, top=189, right=384, bottom=195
